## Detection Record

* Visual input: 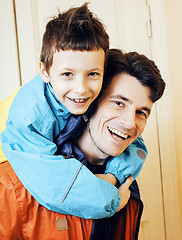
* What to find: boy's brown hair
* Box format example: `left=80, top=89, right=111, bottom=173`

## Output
left=40, top=3, right=109, bottom=73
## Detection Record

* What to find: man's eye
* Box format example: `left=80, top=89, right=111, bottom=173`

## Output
left=115, top=101, right=124, bottom=107
left=137, top=110, right=147, bottom=119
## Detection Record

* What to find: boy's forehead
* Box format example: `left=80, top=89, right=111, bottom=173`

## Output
left=53, top=48, right=105, bottom=57
left=51, top=49, right=105, bottom=70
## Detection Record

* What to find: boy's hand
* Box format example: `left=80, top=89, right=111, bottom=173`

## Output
left=95, top=173, right=117, bottom=186
left=116, top=176, right=133, bottom=212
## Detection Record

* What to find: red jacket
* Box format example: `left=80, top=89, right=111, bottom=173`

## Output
left=0, top=162, right=143, bottom=240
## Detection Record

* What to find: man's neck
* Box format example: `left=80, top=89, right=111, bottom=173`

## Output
left=77, top=126, right=109, bottom=165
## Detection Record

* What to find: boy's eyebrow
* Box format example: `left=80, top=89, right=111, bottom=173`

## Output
left=90, top=67, right=104, bottom=71
left=109, top=94, right=151, bottom=115
left=56, top=67, right=73, bottom=72
left=58, top=67, right=104, bottom=72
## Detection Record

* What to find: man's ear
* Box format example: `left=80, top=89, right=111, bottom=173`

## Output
left=39, top=61, right=49, bottom=83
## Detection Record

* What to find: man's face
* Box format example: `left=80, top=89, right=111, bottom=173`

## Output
left=40, top=49, right=105, bottom=115
left=87, top=73, right=153, bottom=158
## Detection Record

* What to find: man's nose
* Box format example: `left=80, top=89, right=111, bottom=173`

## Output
left=119, top=109, right=136, bottom=129
left=74, top=76, right=88, bottom=95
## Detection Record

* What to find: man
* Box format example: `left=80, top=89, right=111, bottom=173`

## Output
left=0, top=49, right=165, bottom=239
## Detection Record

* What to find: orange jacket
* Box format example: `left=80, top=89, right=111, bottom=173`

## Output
left=0, top=162, right=143, bottom=240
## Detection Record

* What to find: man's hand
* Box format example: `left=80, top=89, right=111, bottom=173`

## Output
left=116, top=176, right=133, bottom=212
left=95, top=173, right=117, bottom=186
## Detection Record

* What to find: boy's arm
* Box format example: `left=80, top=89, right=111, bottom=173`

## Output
left=1, top=88, right=134, bottom=219
left=95, top=174, right=133, bottom=211
left=116, top=176, right=133, bottom=211
left=105, top=137, right=148, bottom=184
left=95, top=173, right=117, bottom=185
left=1, top=123, right=121, bottom=219
left=0, top=91, right=121, bottom=219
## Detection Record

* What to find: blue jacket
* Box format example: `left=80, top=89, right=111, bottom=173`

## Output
left=1, top=74, right=147, bottom=219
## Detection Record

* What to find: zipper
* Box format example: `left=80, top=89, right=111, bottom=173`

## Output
left=61, top=163, right=83, bottom=203
left=89, top=219, right=95, bottom=240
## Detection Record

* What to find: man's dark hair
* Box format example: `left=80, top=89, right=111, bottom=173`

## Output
left=40, top=3, right=109, bottom=73
left=88, top=48, right=166, bottom=117
left=101, top=49, right=165, bottom=103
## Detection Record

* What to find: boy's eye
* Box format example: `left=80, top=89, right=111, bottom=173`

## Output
left=62, top=72, right=73, bottom=77
left=88, top=72, right=99, bottom=77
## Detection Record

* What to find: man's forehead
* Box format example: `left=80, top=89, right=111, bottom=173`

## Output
left=100, top=73, right=153, bottom=110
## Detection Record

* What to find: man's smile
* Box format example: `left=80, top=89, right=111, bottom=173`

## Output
left=107, top=126, right=130, bottom=141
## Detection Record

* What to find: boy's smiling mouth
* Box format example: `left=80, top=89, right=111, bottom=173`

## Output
left=67, top=97, right=90, bottom=103
left=107, top=126, right=130, bottom=141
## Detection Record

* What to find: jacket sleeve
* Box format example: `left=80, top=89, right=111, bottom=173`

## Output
left=0, top=167, right=22, bottom=239
left=1, top=120, right=120, bottom=219
left=105, top=136, right=148, bottom=184
left=0, top=87, right=21, bottom=163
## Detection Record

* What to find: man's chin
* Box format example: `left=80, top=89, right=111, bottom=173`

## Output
left=107, top=142, right=131, bottom=157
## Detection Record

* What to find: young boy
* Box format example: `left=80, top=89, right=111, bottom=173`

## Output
left=0, top=3, right=147, bottom=218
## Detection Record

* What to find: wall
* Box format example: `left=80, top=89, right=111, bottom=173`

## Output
left=0, top=1, right=20, bottom=101
left=0, top=0, right=181, bottom=235
left=164, top=0, right=182, bottom=223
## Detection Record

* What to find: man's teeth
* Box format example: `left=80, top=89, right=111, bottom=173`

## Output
left=107, top=127, right=129, bottom=140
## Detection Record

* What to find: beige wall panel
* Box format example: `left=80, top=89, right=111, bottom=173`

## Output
left=0, top=0, right=20, bottom=101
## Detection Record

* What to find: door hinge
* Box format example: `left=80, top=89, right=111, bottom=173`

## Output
left=146, top=4, right=152, bottom=38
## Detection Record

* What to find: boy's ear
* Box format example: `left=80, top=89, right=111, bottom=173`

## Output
left=39, top=61, right=49, bottom=83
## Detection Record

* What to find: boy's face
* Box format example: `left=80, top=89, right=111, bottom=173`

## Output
left=86, top=73, right=153, bottom=158
left=40, top=49, right=105, bottom=114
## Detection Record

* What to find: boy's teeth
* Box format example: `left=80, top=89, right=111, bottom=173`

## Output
left=70, top=98, right=88, bottom=103
left=74, top=99, right=85, bottom=103
left=107, top=127, right=129, bottom=139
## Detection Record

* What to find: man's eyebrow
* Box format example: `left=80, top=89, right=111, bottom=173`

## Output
left=109, top=95, right=151, bottom=116
left=109, top=95, right=130, bottom=102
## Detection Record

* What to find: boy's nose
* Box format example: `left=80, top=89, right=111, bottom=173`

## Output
left=74, top=77, right=88, bottom=95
